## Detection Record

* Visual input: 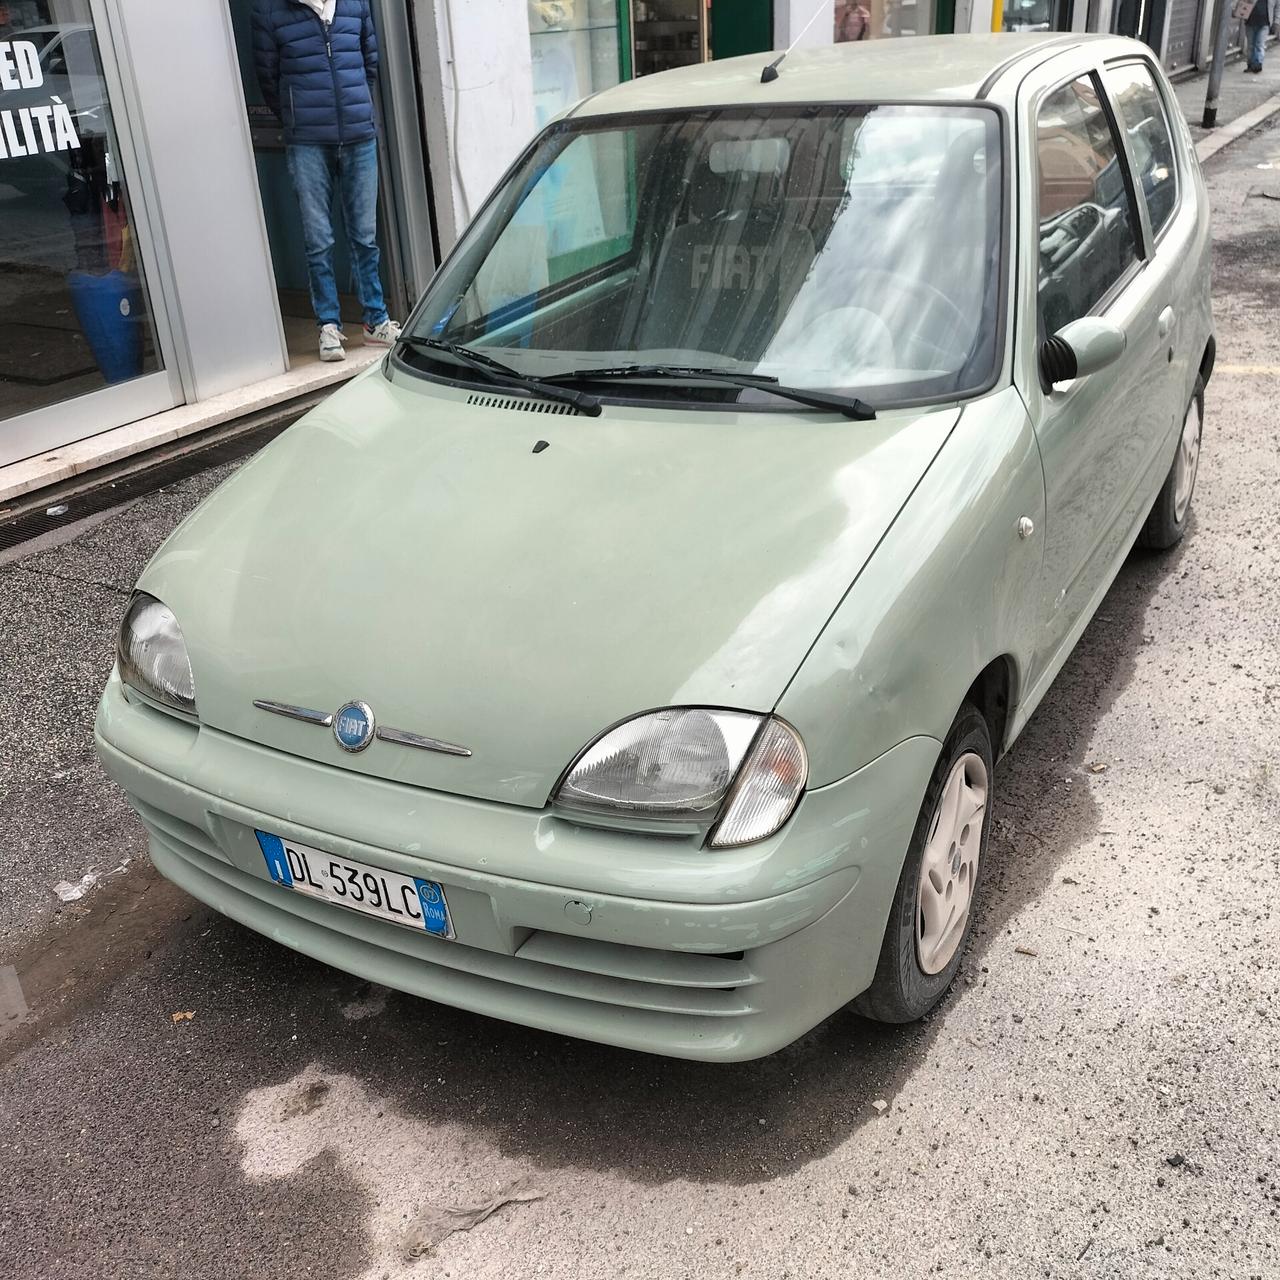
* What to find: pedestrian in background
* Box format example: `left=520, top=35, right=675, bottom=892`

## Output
left=1239, top=0, right=1273, bottom=72
left=834, top=0, right=872, bottom=40
left=252, top=0, right=401, bottom=362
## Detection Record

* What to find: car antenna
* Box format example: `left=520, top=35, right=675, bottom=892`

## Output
left=761, top=0, right=827, bottom=82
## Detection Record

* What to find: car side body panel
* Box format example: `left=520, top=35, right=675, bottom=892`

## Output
left=776, top=386, right=1046, bottom=786
left=1003, top=44, right=1212, bottom=736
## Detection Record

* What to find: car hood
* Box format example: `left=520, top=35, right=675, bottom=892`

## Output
left=139, top=367, right=959, bottom=808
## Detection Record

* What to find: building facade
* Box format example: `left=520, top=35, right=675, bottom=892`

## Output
left=0, top=0, right=1235, bottom=479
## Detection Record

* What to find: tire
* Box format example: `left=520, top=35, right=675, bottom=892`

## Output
left=854, top=704, right=994, bottom=1024
left=1138, top=377, right=1204, bottom=551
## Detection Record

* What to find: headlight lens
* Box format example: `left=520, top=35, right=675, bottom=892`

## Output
left=557, top=708, right=761, bottom=817
left=555, top=707, right=807, bottom=845
left=118, top=592, right=196, bottom=714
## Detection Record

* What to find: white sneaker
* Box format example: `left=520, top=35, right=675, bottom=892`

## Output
left=362, top=319, right=402, bottom=347
left=319, top=323, right=346, bottom=362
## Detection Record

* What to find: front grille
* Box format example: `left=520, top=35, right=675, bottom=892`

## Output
left=144, top=817, right=757, bottom=1020
left=465, top=393, right=578, bottom=415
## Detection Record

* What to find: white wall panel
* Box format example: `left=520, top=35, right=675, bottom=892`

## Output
left=413, top=0, right=537, bottom=253
left=109, top=0, right=286, bottom=399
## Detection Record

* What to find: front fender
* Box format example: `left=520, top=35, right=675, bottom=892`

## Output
left=777, top=386, right=1046, bottom=787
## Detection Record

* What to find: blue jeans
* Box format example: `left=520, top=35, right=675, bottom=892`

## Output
left=285, top=139, right=388, bottom=330
left=1248, top=22, right=1267, bottom=69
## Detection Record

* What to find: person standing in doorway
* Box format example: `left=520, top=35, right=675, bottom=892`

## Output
left=252, top=0, right=400, bottom=361
left=1245, top=0, right=1272, bottom=72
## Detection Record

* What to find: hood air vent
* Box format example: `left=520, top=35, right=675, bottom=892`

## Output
left=466, top=393, right=578, bottom=415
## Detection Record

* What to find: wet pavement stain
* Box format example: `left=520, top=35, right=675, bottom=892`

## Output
left=0, top=963, right=29, bottom=1042
left=0, top=866, right=196, bottom=1068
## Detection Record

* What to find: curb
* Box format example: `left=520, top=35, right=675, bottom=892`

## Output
left=0, top=391, right=321, bottom=552
left=0, top=348, right=382, bottom=509
left=1195, top=91, right=1280, bottom=162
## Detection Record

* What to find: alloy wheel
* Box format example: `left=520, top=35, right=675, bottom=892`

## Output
left=916, top=751, right=988, bottom=975
left=1173, top=398, right=1202, bottom=524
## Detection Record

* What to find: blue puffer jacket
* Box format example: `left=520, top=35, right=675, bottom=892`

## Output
left=251, top=0, right=379, bottom=146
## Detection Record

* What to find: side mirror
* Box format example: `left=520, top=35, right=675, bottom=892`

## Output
left=1040, top=317, right=1127, bottom=387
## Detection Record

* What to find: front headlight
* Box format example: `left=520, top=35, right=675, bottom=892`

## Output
left=118, top=592, right=197, bottom=715
left=554, top=708, right=806, bottom=847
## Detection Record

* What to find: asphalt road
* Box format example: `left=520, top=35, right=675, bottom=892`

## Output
left=2, top=122, right=1279, bottom=1280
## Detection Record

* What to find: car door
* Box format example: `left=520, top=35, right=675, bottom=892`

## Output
left=1016, top=59, right=1168, bottom=674
left=1101, top=55, right=1196, bottom=492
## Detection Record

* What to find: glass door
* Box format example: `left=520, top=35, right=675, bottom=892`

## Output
left=0, top=0, right=178, bottom=469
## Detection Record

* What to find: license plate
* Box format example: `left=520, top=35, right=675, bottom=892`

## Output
left=254, top=831, right=453, bottom=939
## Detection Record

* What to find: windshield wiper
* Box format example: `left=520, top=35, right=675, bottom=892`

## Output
left=544, top=364, right=875, bottom=420
left=396, top=335, right=602, bottom=417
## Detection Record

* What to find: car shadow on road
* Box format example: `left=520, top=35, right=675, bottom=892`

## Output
left=184, top=535, right=1191, bottom=1189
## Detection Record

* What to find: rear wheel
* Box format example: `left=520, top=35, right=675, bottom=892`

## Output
left=855, top=705, right=993, bottom=1023
left=1139, top=378, right=1204, bottom=551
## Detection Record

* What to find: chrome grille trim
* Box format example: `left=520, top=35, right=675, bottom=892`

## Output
left=375, top=726, right=472, bottom=758
left=253, top=699, right=333, bottom=727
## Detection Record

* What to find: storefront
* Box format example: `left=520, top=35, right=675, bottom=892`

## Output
left=525, top=2, right=774, bottom=112
left=6, top=0, right=1119, bottom=487
left=0, top=0, right=180, bottom=468
left=0, top=0, right=435, bottom=475
left=227, top=0, right=435, bottom=339
left=834, top=0, right=937, bottom=37
left=529, top=0, right=630, bottom=125
left=530, top=0, right=960, bottom=94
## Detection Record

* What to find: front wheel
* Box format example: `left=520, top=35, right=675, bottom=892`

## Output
left=1139, top=377, right=1204, bottom=551
left=855, top=705, right=993, bottom=1023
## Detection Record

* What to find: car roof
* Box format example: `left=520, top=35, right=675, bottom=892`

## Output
left=574, top=33, right=1137, bottom=119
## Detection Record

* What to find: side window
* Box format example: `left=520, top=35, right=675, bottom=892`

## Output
left=1104, top=61, right=1178, bottom=238
left=1036, top=75, right=1140, bottom=334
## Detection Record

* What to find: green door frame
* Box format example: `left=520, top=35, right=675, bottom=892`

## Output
left=618, top=0, right=633, bottom=79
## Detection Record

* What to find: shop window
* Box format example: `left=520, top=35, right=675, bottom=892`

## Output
left=1036, top=76, right=1140, bottom=334
left=835, top=0, right=935, bottom=39
left=528, top=1, right=624, bottom=125
left=1002, top=0, right=1073, bottom=31
left=632, top=1, right=705, bottom=76
left=0, top=1, right=163, bottom=424
left=1104, top=60, right=1178, bottom=237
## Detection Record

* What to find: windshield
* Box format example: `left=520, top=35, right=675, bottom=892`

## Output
left=407, top=104, right=1005, bottom=408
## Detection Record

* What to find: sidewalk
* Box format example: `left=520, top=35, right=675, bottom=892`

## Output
left=0, top=343, right=382, bottom=514
left=1174, top=54, right=1280, bottom=152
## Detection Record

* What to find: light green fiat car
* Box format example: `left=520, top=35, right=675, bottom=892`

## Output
left=96, top=34, right=1211, bottom=1061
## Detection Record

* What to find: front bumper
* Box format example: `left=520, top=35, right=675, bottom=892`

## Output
left=95, top=675, right=940, bottom=1061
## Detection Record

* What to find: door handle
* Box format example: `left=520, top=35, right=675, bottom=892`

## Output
left=1158, top=306, right=1175, bottom=337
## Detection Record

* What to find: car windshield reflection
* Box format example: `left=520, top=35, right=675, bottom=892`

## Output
left=406, top=104, right=1006, bottom=409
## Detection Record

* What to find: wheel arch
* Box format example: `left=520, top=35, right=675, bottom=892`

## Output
left=963, top=654, right=1019, bottom=761
left=1198, top=334, right=1215, bottom=389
